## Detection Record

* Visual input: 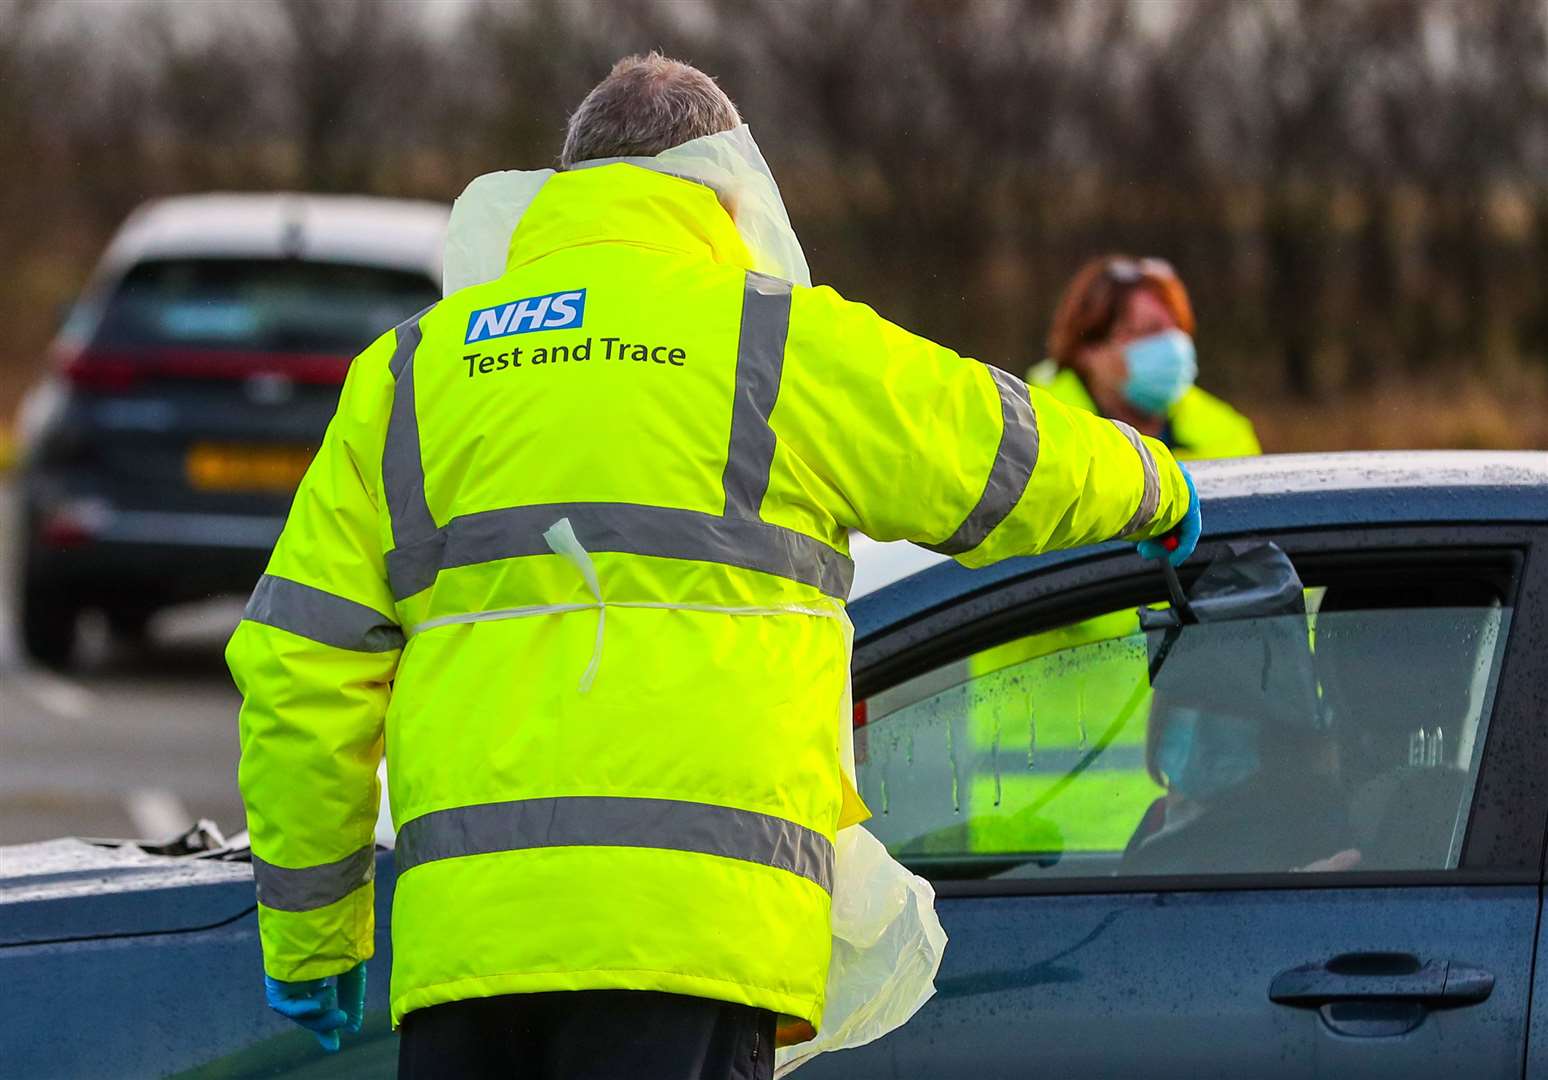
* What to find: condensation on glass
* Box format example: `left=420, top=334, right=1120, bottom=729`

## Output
left=857, top=598, right=1509, bottom=881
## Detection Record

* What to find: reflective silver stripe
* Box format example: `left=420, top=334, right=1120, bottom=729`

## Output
left=380, top=278, right=847, bottom=601
left=388, top=303, right=436, bottom=380
left=395, top=795, right=834, bottom=893
left=386, top=501, right=853, bottom=601
left=926, top=366, right=1039, bottom=556
left=243, top=574, right=403, bottom=652
left=384, top=306, right=438, bottom=550
left=1112, top=419, right=1162, bottom=538
left=722, top=271, right=791, bottom=518
left=410, top=598, right=839, bottom=637
left=252, top=844, right=375, bottom=913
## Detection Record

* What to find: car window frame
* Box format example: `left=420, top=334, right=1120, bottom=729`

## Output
left=852, top=523, right=1548, bottom=898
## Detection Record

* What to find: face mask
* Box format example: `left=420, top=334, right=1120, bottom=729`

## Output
left=1122, top=329, right=1197, bottom=415
left=1155, top=708, right=1260, bottom=801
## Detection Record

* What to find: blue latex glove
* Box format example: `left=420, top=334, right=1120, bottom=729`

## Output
left=264, top=961, right=366, bottom=1053
left=1136, top=462, right=1200, bottom=566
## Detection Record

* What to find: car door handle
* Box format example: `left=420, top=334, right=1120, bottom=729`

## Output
left=1270, top=952, right=1494, bottom=1008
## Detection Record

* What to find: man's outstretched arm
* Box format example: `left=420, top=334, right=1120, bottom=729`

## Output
left=776, top=285, right=1193, bottom=562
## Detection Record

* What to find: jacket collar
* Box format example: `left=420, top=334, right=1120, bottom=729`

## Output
left=505, top=164, right=755, bottom=273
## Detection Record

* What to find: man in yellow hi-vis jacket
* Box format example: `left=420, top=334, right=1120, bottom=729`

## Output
left=229, top=53, right=1200, bottom=1080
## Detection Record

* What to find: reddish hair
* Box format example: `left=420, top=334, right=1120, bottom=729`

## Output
left=1046, top=255, right=1196, bottom=368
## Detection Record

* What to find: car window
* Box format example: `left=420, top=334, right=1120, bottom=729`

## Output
left=856, top=581, right=1510, bottom=882
left=85, top=257, right=439, bottom=354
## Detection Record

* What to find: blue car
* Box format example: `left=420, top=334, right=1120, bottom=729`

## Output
left=4, top=450, right=1547, bottom=1078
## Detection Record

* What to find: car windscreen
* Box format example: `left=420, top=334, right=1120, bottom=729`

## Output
left=86, top=257, right=439, bottom=355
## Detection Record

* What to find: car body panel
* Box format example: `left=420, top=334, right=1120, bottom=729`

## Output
left=0, top=845, right=400, bottom=1079
left=1527, top=877, right=1548, bottom=1079
left=798, top=885, right=1539, bottom=1080
left=0, top=839, right=256, bottom=945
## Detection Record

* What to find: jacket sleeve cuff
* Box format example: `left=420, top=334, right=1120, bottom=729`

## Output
left=1121, top=434, right=1189, bottom=540
left=258, top=881, right=376, bottom=983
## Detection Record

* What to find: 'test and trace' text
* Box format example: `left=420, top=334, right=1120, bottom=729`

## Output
left=464, top=336, right=687, bottom=378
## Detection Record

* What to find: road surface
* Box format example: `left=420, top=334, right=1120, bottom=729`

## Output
left=0, top=479, right=250, bottom=846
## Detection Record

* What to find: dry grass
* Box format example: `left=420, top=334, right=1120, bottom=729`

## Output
left=1242, top=372, right=1548, bottom=453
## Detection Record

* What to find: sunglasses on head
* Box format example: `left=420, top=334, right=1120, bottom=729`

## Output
left=1104, top=257, right=1176, bottom=285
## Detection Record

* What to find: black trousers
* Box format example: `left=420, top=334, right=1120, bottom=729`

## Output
left=397, top=989, right=777, bottom=1080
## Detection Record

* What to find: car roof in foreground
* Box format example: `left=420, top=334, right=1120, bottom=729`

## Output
left=100, top=192, right=449, bottom=278
left=849, top=450, right=1548, bottom=639
left=0, top=838, right=255, bottom=944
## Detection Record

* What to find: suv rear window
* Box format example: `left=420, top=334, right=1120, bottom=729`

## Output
left=84, top=258, right=439, bottom=354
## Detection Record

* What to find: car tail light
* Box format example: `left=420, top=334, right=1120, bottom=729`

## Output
left=852, top=699, right=869, bottom=765
left=147, top=348, right=353, bottom=385
left=40, top=514, right=93, bottom=548
left=58, top=347, right=352, bottom=391
left=61, top=350, right=142, bottom=392
left=37, top=499, right=112, bottom=549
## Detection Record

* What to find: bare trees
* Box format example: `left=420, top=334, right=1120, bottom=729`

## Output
left=3, top=0, right=1548, bottom=418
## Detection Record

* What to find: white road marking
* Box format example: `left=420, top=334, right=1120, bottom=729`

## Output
left=125, top=788, right=192, bottom=840
left=15, top=671, right=98, bottom=722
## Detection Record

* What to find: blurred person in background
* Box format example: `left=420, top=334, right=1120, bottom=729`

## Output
left=1027, top=256, right=1261, bottom=460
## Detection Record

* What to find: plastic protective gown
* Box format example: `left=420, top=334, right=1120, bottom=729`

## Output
left=228, top=159, right=1193, bottom=1028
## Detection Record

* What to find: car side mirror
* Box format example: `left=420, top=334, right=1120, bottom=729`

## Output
left=1138, top=541, right=1305, bottom=632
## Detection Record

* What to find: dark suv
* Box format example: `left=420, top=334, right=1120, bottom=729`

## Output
left=14, top=193, right=446, bottom=666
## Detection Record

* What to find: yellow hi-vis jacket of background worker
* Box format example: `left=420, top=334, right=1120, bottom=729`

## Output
left=1027, top=363, right=1261, bottom=461
left=227, top=163, right=1192, bottom=1028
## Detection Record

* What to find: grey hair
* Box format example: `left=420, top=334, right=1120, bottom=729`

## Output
left=560, top=52, right=741, bottom=169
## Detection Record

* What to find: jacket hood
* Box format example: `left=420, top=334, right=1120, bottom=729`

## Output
left=443, top=124, right=810, bottom=295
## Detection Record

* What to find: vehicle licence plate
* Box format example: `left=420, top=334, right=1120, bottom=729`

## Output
left=185, top=444, right=314, bottom=492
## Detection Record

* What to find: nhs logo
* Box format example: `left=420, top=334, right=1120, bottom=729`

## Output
left=465, top=289, right=586, bottom=343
